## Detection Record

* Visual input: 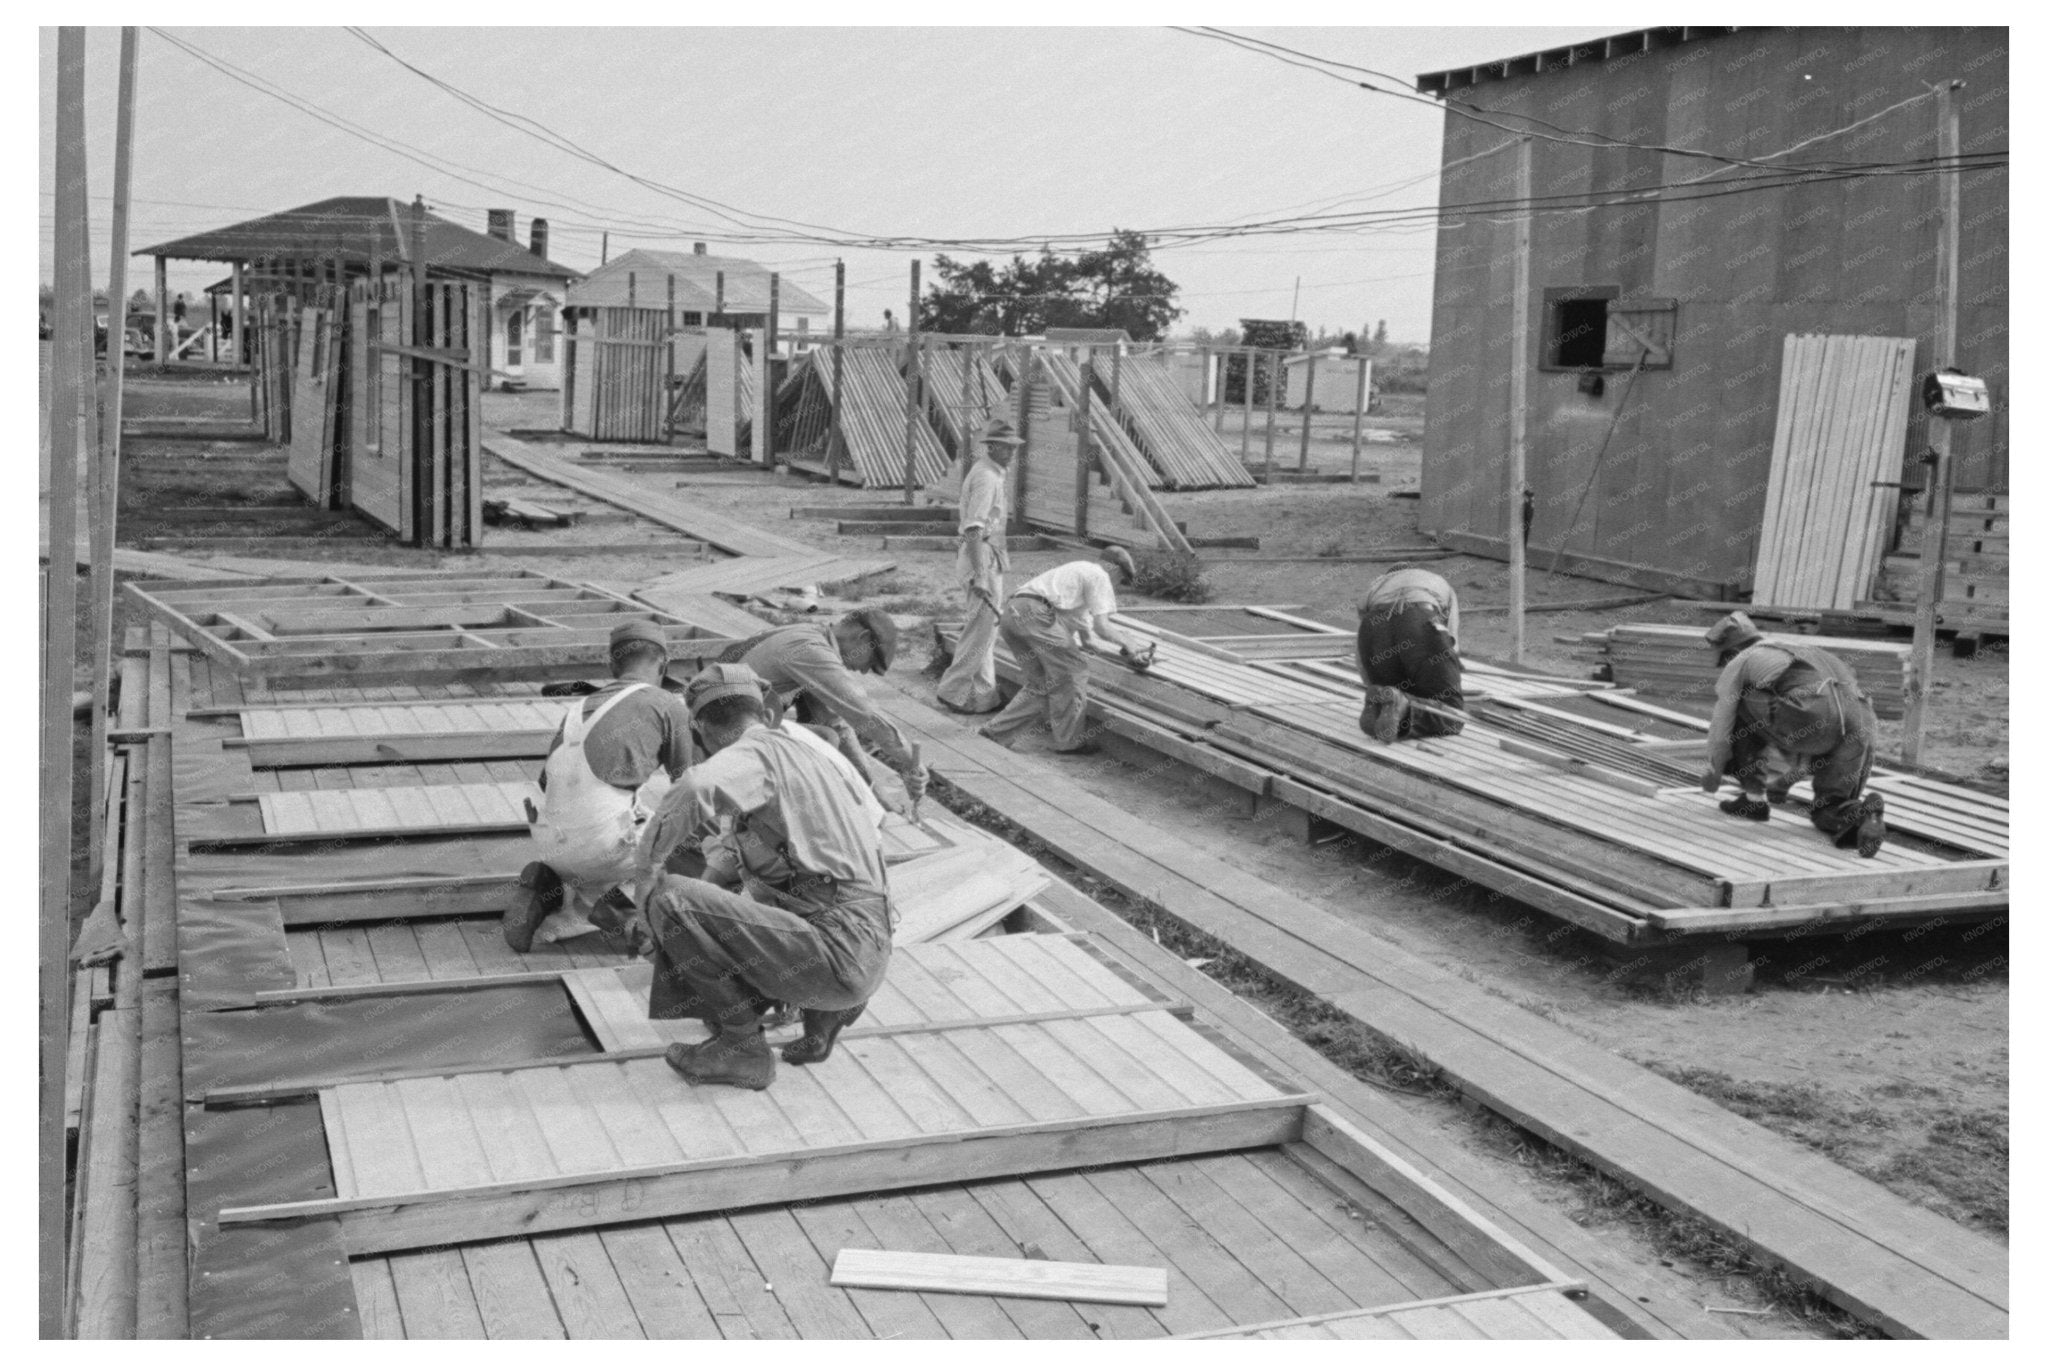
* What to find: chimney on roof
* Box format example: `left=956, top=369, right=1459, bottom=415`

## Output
left=487, top=208, right=515, bottom=243
left=529, top=218, right=549, bottom=260
left=693, top=242, right=707, bottom=255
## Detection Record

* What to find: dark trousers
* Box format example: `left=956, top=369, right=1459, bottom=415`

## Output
left=1727, top=689, right=1877, bottom=843
left=646, top=876, right=892, bottom=1031
left=1357, top=602, right=1465, bottom=738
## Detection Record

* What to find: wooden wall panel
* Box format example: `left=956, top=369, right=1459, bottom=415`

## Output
left=1421, top=26, right=2009, bottom=595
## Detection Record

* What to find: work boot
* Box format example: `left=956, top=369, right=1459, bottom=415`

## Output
left=782, top=1004, right=866, bottom=1066
left=1362, top=685, right=1406, bottom=743
left=666, top=1029, right=775, bottom=1090
left=1855, top=793, right=1887, bottom=858
left=505, top=862, right=562, bottom=953
left=1718, top=794, right=1771, bottom=822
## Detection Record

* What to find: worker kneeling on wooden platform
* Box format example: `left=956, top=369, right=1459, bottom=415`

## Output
left=1355, top=564, right=1465, bottom=742
left=1700, top=611, right=1887, bottom=857
left=978, top=546, right=1154, bottom=755
left=633, top=663, right=895, bottom=1091
left=722, top=608, right=928, bottom=810
left=508, top=620, right=692, bottom=953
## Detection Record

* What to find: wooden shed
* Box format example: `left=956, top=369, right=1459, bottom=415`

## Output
left=1415, top=27, right=2008, bottom=598
left=561, top=248, right=828, bottom=442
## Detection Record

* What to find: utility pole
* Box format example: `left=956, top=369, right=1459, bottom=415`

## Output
left=43, top=26, right=91, bottom=1338
left=1507, top=136, right=1533, bottom=663
left=86, top=26, right=139, bottom=884
left=764, top=272, right=779, bottom=471
left=828, top=259, right=845, bottom=483
left=901, top=258, right=922, bottom=505
left=1903, top=81, right=1966, bottom=765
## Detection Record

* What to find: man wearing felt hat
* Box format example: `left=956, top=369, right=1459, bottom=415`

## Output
left=633, top=663, right=895, bottom=1090
left=936, top=418, right=1022, bottom=713
left=719, top=608, right=928, bottom=808
left=1700, top=611, right=1887, bottom=857
left=507, top=619, right=695, bottom=952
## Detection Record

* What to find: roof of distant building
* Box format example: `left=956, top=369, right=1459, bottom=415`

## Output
left=139, top=196, right=579, bottom=279
left=566, top=249, right=828, bottom=315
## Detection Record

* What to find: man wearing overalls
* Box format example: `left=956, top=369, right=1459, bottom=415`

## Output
left=634, top=664, right=895, bottom=1090
left=1700, top=611, right=1887, bottom=857
left=507, top=620, right=692, bottom=952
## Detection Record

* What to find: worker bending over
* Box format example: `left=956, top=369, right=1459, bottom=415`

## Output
left=1356, top=564, right=1465, bottom=742
left=935, top=419, right=1021, bottom=713
left=979, top=546, right=1152, bottom=756
left=724, top=608, right=929, bottom=808
left=508, top=621, right=692, bottom=952
left=634, top=664, right=894, bottom=1090
left=1700, top=612, right=1886, bottom=856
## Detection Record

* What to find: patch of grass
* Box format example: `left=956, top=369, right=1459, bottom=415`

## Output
left=1872, top=1111, right=2008, bottom=1234
left=1647, top=1065, right=1895, bottom=1161
left=1130, top=548, right=1211, bottom=603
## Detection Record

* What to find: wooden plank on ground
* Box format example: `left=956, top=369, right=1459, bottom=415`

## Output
left=830, top=1248, right=1169, bottom=1307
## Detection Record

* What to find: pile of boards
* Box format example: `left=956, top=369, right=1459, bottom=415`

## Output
left=1750, top=334, right=1917, bottom=610
left=1568, top=623, right=1912, bottom=718
left=775, top=346, right=951, bottom=489
left=1098, top=350, right=1255, bottom=489
left=1863, top=490, right=2010, bottom=636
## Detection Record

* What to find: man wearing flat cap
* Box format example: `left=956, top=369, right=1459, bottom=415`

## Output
left=1700, top=611, right=1886, bottom=856
left=508, top=619, right=695, bottom=952
left=936, top=419, right=1021, bottom=713
left=634, top=663, right=895, bottom=1090
left=721, top=609, right=929, bottom=808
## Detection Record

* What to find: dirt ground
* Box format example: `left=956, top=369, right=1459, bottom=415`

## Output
left=79, top=378, right=2007, bottom=1334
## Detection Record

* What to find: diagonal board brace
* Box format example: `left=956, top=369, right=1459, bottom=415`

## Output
left=221, top=1097, right=1309, bottom=1255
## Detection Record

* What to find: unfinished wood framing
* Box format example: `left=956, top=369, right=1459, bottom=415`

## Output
left=123, top=569, right=734, bottom=686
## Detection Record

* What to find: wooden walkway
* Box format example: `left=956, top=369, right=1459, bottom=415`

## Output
left=870, top=678, right=2010, bottom=1339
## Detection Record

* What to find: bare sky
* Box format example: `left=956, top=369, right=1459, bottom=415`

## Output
left=39, top=24, right=1622, bottom=342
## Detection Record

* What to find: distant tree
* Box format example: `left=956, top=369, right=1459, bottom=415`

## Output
left=920, top=230, right=1183, bottom=340
left=1340, top=330, right=1359, bottom=356
left=1372, top=319, right=1389, bottom=349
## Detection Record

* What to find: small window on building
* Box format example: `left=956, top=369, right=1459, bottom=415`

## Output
left=683, top=311, right=703, bottom=326
left=506, top=308, right=524, bottom=367
left=1541, top=287, right=1676, bottom=371
left=1542, top=286, right=1616, bottom=369
left=534, top=306, right=556, bottom=364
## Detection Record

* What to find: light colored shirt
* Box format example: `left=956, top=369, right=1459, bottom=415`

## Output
left=736, top=623, right=917, bottom=771
left=958, top=460, right=1009, bottom=543
left=1361, top=565, right=1460, bottom=645
left=641, top=724, right=888, bottom=892
left=1015, top=560, right=1119, bottom=638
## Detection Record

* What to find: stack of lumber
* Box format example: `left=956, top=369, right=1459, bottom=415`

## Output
left=1039, top=353, right=1167, bottom=491
left=1569, top=623, right=1912, bottom=717
left=918, top=347, right=1011, bottom=457
left=1863, top=491, right=2009, bottom=634
left=1751, top=334, right=1917, bottom=609
left=1103, top=351, right=1256, bottom=489
left=783, top=348, right=949, bottom=488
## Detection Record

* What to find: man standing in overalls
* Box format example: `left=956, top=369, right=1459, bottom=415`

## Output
left=634, top=664, right=895, bottom=1091
left=1700, top=611, right=1887, bottom=857
left=507, top=620, right=693, bottom=951
left=935, top=419, right=1020, bottom=713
